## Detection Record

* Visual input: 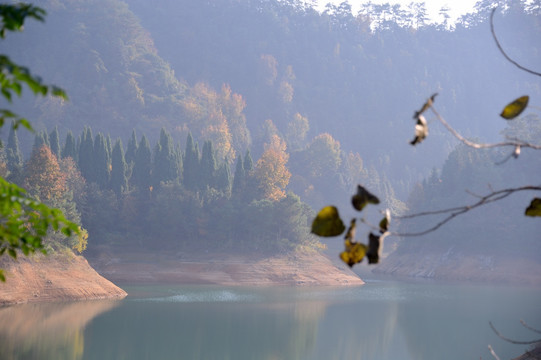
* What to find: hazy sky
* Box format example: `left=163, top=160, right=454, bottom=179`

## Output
left=316, top=0, right=479, bottom=22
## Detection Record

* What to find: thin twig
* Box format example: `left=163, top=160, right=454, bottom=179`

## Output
left=490, top=8, right=541, bottom=77
left=490, top=321, right=541, bottom=345
left=488, top=345, right=501, bottom=360
left=429, top=105, right=541, bottom=151
left=521, top=319, right=541, bottom=335
left=392, top=186, right=541, bottom=237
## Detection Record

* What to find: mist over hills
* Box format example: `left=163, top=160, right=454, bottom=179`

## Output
left=2, top=0, right=540, bottom=274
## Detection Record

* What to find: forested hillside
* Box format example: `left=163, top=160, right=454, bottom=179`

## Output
left=2, top=0, right=540, bottom=265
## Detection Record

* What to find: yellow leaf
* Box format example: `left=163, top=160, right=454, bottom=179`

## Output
left=340, top=242, right=367, bottom=267
left=311, top=206, right=345, bottom=237
left=500, top=95, right=529, bottom=120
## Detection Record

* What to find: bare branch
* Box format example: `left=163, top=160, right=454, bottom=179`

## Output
left=429, top=105, right=541, bottom=152
left=490, top=8, right=541, bottom=77
left=392, top=186, right=541, bottom=237
left=521, top=319, right=541, bottom=335
left=488, top=345, right=501, bottom=360
left=490, top=321, right=541, bottom=345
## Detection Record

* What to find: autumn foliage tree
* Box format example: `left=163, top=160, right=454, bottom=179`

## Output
left=24, top=145, right=67, bottom=202
left=255, top=135, right=291, bottom=201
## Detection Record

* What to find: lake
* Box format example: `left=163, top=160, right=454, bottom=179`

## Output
left=1, top=278, right=540, bottom=360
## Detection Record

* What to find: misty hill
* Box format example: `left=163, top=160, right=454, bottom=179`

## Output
left=1, top=0, right=540, bottom=281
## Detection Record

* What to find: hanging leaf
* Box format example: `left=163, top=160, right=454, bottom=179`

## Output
left=525, top=198, right=541, bottom=217
left=366, top=232, right=386, bottom=264
left=340, top=240, right=367, bottom=268
left=351, top=185, right=380, bottom=211
left=500, top=95, right=529, bottom=120
left=410, top=114, right=428, bottom=145
left=379, top=209, right=391, bottom=234
left=311, top=206, right=346, bottom=237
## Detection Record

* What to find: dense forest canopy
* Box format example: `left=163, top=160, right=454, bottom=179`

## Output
left=1, top=0, right=539, bottom=261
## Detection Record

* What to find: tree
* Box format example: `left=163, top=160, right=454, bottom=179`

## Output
left=254, top=135, right=291, bottom=201
left=183, top=132, right=200, bottom=191
left=152, top=127, right=178, bottom=187
left=49, top=126, right=61, bottom=159
left=24, top=145, right=66, bottom=202
left=110, top=139, right=127, bottom=196
left=125, top=129, right=138, bottom=166
left=132, top=134, right=152, bottom=192
left=93, top=133, right=110, bottom=188
left=199, top=140, right=217, bottom=189
left=231, top=154, right=245, bottom=195
left=78, top=127, right=94, bottom=182
left=61, top=130, right=77, bottom=161
left=0, top=4, right=81, bottom=281
left=6, top=124, right=23, bottom=184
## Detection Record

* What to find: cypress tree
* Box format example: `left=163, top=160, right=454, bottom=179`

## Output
left=133, top=134, right=152, bottom=191
left=6, top=124, right=23, bottom=183
left=243, top=150, right=253, bottom=172
left=125, top=129, right=138, bottom=165
left=106, top=134, right=113, bottom=160
left=78, top=127, right=94, bottom=182
left=32, top=131, right=48, bottom=154
left=216, top=161, right=232, bottom=194
left=200, top=140, right=216, bottom=189
left=182, top=132, right=200, bottom=191
left=62, top=131, right=77, bottom=161
left=153, top=128, right=178, bottom=186
left=231, top=154, right=245, bottom=195
left=94, top=133, right=110, bottom=188
left=49, top=126, right=61, bottom=159
left=110, top=139, right=127, bottom=196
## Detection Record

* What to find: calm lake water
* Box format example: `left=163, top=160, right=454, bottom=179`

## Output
left=1, top=278, right=540, bottom=360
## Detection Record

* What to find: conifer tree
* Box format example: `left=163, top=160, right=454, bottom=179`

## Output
left=125, top=129, right=138, bottom=165
left=183, top=132, right=200, bottom=191
left=6, top=125, right=23, bottom=184
left=110, top=139, right=127, bottom=196
left=133, top=134, right=152, bottom=192
left=94, top=133, right=110, bottom=188
left=200, top=140, right=217, bottom=189
left=78, top=127, right=94, bottom=183
left=232, top=154, right=245, bottom=195
left=216, top=161, right=232, bottom=194
left=49, top=126, right=61, bottom=159
left=243, top=150, right=254, bottom=172
left=153, top=128, right=178, bottom=187
left=32, top=131, right=48, bottom=154
left=62, top=131, right=77, bottom=161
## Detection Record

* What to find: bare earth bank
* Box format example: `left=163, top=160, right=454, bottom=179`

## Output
left=0, top=252, right=127, bottom=306
left=88, top=250, right=365, bottom=287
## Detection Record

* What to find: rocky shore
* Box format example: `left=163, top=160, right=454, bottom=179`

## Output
left=0, top=252, right=127, bottom=306
left=88, top=250, right=364, bottom=287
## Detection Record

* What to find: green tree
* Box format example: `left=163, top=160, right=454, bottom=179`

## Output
left=78, top=127, right=94, bottom=182
left=132, top=134, right=152, bottom=192
left=93, top=133, right=110, bottom=188
left=61, top=130, right=77, bottom=161
left=49, top=126, right=61, bottom=159
left=231, top=154, right=245, bottom=195
left=200, top=140, right=217, bottom=189
left=110, top=138, right=127, bottom=196
left=183, top=132, right=200, bottom=191
left=153, top=127, right=178, bottom=187
left=6, top=124, right=23, bottom=184
left=125, top=129, right=138, bottom=166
